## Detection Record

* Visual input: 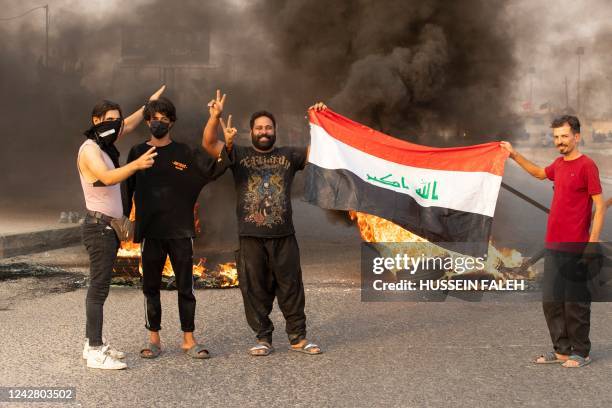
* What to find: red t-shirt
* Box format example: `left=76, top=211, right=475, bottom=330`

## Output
left=545, top=154, right=602, bottom=243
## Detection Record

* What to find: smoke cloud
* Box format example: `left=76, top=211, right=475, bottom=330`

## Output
left=263, top=0, right=519, bottom=142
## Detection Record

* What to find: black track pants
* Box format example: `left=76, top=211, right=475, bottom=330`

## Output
left=141, top=237, right=196, bottom=332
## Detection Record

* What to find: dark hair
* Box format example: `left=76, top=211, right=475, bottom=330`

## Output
left=249, top=110, right=276, bottom=129
left=550, top=115, right=580, bottom=134
left=144, top=97, right=177, bottom=122
left=91, top=100, right=122, bottom=119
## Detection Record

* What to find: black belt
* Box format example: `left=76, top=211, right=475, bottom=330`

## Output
left=85, top=210, right=114, bottom=224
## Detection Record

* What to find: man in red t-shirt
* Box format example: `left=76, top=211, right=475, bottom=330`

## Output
left=501, top=115, right=606, bottom=368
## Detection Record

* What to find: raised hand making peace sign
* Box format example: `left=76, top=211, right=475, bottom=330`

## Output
left=220, top=114, right=238, bottom=151
left=207, top=89, right=227, bottom=119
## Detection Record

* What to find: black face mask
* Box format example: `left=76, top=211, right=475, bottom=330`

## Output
left=90, top=119, right=122, bottom=146
left=251, top=132, right=276, bottom=151
left=149, top=121, right=170, bottom=139
left=83, top=119, right=123, bottom=169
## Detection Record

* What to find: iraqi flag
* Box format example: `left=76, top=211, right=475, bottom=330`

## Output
left=304, top=109, right=509, bottom=256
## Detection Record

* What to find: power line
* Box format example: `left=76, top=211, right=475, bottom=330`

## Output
left=0, top=5, right=46, bottom=21
left=0, top=5, right=49, bottom=66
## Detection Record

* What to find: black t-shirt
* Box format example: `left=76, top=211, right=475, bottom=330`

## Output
left=125, top=141, right=232, bottom=242
left=230, top=145, right=307, bottom=237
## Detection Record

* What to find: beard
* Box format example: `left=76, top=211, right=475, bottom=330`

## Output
left=251, top=132, right=276, bottom=151
left=556, top=144, right=570, bottom=155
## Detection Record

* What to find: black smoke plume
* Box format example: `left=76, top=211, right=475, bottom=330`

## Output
left=261, top=0, right=520, bottom=143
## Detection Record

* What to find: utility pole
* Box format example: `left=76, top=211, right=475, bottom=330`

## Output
left=44, top=5, right=49, bottom=67
left=565, top=76, right=569, bottom=110
left=576, top=46, right=585, bottom=114
left=528, top=66, right=535, bottom=112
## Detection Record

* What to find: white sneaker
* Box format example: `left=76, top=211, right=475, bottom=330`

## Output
left=83, top=338, right=126, bottom=360
left=86, top=345, right=127, bottom=370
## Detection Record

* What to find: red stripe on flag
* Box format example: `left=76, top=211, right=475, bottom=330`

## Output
left=309, top=109, right=509, bottom=176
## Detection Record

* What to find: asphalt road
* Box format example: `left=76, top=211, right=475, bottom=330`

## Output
left=2, top=254, right=612, bottom=406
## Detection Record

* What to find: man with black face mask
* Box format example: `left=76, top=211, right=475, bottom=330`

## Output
left=125, top=97, right=232, bottom=360
left=77, top=85, right=164, bottom=370
left=202, top=89, right=326, bottom=356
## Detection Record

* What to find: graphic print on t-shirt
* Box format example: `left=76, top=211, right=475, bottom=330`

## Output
left=230, top=145, right=307, bottom=237
left=240, top=154, right=291, bottom=228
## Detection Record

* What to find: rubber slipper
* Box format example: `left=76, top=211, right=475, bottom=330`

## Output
left=289, top=342, right=322, bottom=355
left=533, top=351, right=565, bottom=364
left=562, top=355, right=591, bottom=368
left=249, top=342, right=274, bottom=356
left=140, top=343, right=162, bottom=359
left=184, top=344, right=210, bottom=359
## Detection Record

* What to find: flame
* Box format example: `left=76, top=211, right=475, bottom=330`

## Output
left=348, top=211, right=534, bottom=279
left=218, top=262, right=239, bottom=287
left=349, top=210, right=428, bottom=243
left=487, top=245, right=523, bottom=268
left=194, top=203, right=201, bottom=235
left=117, top=240, right=140, bottom=257
left=193, top=258, right=206, bottom=277
left=117, top=240, right=238, bottom=285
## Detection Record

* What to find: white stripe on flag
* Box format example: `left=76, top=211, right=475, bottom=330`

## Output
left=308, top=123, right=502, bottom=217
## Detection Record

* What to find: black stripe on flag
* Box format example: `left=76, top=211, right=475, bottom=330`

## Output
left=304, top=164, right=492, bottom=257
